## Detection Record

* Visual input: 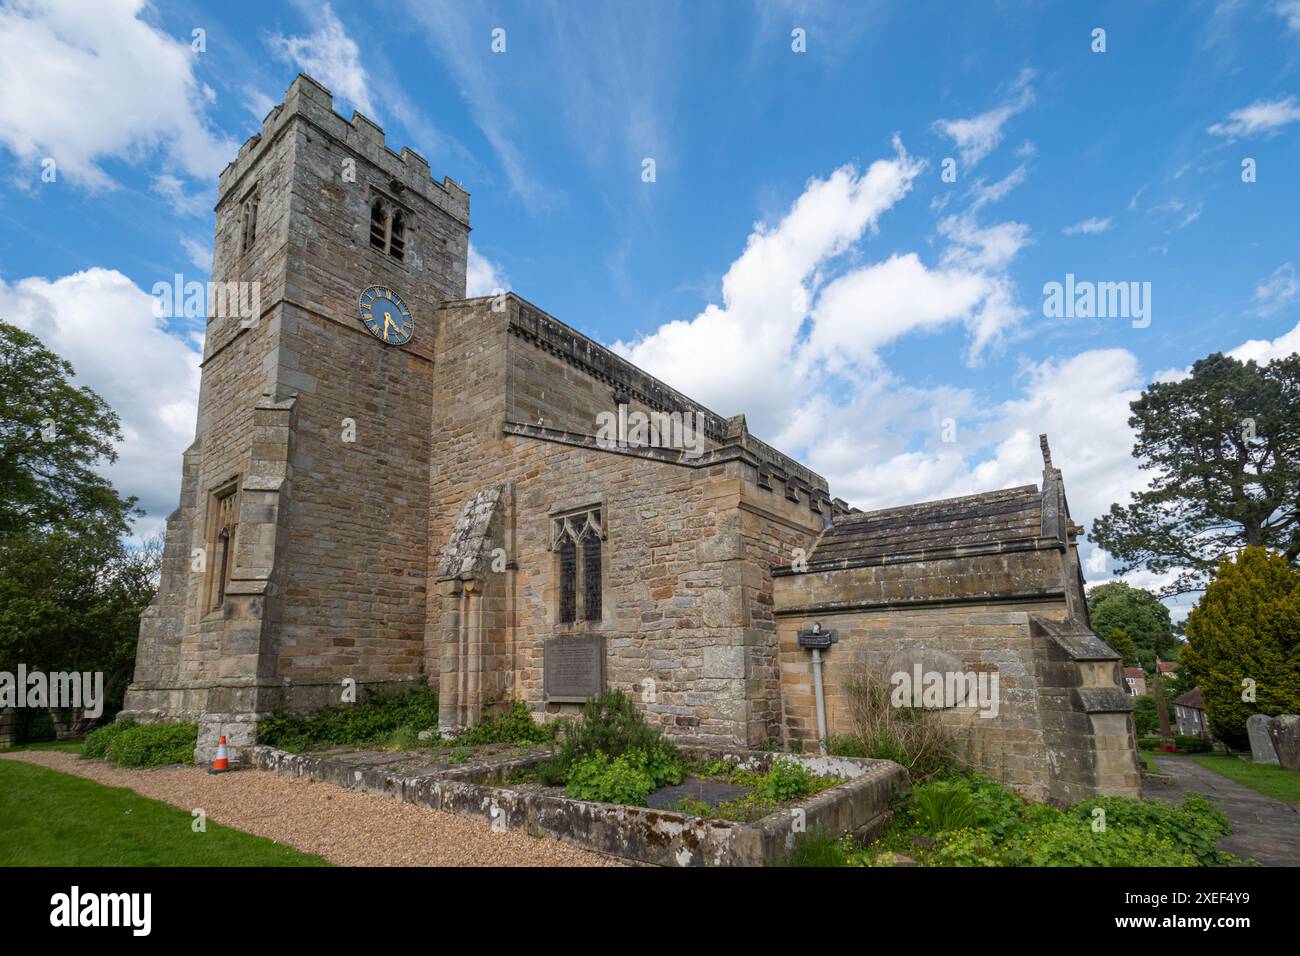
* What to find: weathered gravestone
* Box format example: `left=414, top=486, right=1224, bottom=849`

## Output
left=544, top=635, right=605, bottom=703
left=1266, top=714, right=1300, bottom=772
left=1247, top=713, right=1280, bottom=766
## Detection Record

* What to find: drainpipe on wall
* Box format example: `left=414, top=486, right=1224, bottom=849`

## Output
left=797, top=623, right=837, bottom=756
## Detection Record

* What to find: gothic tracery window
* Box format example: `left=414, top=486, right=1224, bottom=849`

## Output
left=551, top=508, right=603, bottom=624
left=368, top=196, right=407, bottom=261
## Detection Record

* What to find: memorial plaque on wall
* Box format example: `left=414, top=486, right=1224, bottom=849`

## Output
left=544, top=635, right=605, bottom=703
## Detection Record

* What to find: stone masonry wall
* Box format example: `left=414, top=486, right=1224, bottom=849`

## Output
left=427, top=297, right=825, bottom=745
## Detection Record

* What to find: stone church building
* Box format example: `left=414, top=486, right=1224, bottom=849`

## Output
left=124, top=75, right=1139, bottom=802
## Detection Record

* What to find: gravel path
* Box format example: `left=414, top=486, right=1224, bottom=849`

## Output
left=0, top=751, right=622, bottom=868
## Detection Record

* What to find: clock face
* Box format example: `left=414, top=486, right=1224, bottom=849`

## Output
left=358, top=286, right=414, bottom=346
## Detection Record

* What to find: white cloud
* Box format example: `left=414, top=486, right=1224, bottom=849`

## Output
left=1228, top=318, right=1300, bottom=364
left=269, top=3, right=376, bottom=119
left=1251, top=262, right=1299, bottom=316
left=0, top=0, right=235, bottom=190
left=614, top=142, right=925, bottom=423
left=932, top=69, right=1034, bottom=170
left=1063, top=216, right=1113, bottom=236
left=152, top=174, right=212, bottom=218
left=939, top=214, right=1031, bottom=274
left=1207, top=95, right=1300, bottom=140
left=181, top=236, right=213, bottom=273
left=466, top=243, right=509, bottom=297
left=0, top=269, right=201, bottom=539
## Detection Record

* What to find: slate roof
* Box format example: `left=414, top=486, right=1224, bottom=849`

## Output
left=1174, top=687, right=1204, bottom=710
left=808, top=484, right=1045, bottom=566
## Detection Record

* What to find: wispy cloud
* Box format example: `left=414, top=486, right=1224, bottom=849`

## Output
left=181, top=235, right=213, bottom=272
left=933, top=68, right=1035, bottom=170
left=1277, top=1, right=1300, bottom=33
left=268, top=2, right=376, bottom=118
left=403, top=0, right=559, bottom=216
left=1062, top=216, right=1113, bottom=236
left=1207, top=95, right=1300, bottom=140
left=1252, top=262, right=1299, bottom=316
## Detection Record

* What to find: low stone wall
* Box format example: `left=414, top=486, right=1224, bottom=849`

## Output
left=251, top=744, right=907, bottom=866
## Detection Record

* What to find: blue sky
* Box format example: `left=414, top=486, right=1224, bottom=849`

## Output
left=1, top=0, right=1299, bottom=614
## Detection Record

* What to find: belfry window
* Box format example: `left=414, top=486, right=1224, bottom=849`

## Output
left=240, top=193, right=259, bottom=254
left=368, top=196, right=406, bottom=261
left=551, top=507, right=603, bottom=624
left=206, top=484, right=239, bottom=612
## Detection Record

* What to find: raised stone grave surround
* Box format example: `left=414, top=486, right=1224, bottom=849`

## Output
left=252, top=744, right=907, bottom=867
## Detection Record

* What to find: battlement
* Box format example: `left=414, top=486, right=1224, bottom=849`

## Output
left=218, top=73, right=469, bottom=226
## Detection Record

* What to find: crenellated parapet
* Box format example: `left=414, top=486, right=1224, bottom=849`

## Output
left=217, top=73, right=469, bottom=225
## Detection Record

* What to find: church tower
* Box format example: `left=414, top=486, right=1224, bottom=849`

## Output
left=123, top=75, right=470, bottom=760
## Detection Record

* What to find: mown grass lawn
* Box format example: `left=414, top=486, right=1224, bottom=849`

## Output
left=0, top=740, right=85, bottom=755
left=0, top=760, right=330, bottom=866
left=1193, top=754, right=1300, bottom=804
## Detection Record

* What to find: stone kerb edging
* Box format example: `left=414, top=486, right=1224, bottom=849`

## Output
left=251, top=745, right=907, bottom=867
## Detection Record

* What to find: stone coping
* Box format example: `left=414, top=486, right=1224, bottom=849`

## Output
left=251, top=744, right=907, bottom=867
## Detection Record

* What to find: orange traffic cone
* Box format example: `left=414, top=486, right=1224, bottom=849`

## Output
left=208, top=735, right=231, bottom=774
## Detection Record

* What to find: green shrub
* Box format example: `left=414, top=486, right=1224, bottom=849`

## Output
left=860, top=772, right=1238, bottom=868
left=910, top=780, right=982, bottom=833
left=1069, top=793, right=1232, bottom=865
left=714, top=758, right=842, bottom=822
left=672, top=797, right=714, bottom=818
left=1132, top=695, right=1158, bottom=736
left=783, top=830, right=849, bottom=867
left=258, top=686, right=439, bottom=751
left=533, top=756, right=568, bottom=786
left=544, top=688, right=684, bottom=792
left=756, top=757, right=812, bottom=802
left=457, top=700, right=556, bottom=747
left=565, top=751, right=657, bottom=805
left=558, top=689, right=675, bottom=765
left=1137, top=735, right=1163, bottom=750
left=102, top=722, right=197, bottom=767
left=826, top=734, right=868, bottom=758
left=838, top=666, right=959, bottom=780
left=1174, top=735, right=1212, bottom=753
left=82, top=718, right=136, bottom=760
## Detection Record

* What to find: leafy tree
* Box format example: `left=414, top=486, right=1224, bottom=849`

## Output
left=1132, top=695, right=1158, bottom=737
left=1086, top=582, right=1176, bottom=671
left=0, top=320, right=152, bottom=735
left=0, top=321, right=136, bottom=541
left=1104, top=627, right=1139, bottom=668
left=1091, top=352, right=1300, bottom=596
left=1181, top=547, right=1300, bottom=749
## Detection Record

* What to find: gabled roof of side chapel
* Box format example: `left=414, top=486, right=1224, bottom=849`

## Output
left=809, top=484, right=1047, bottom=567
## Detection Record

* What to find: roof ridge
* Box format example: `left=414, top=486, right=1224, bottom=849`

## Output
left=832, top=484, right=1040, bottom=525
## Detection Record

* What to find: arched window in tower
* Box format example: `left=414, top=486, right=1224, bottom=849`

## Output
left=240, top=193, right=259, bottom=254
left=369, top=198, right=387, bottom=252
left=551, top=507, right=604, bottom=624
left=389, top=210, right=405, bottom=261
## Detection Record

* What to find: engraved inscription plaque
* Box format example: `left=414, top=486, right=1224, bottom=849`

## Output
left=544, top=634, right=605, bottom=703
